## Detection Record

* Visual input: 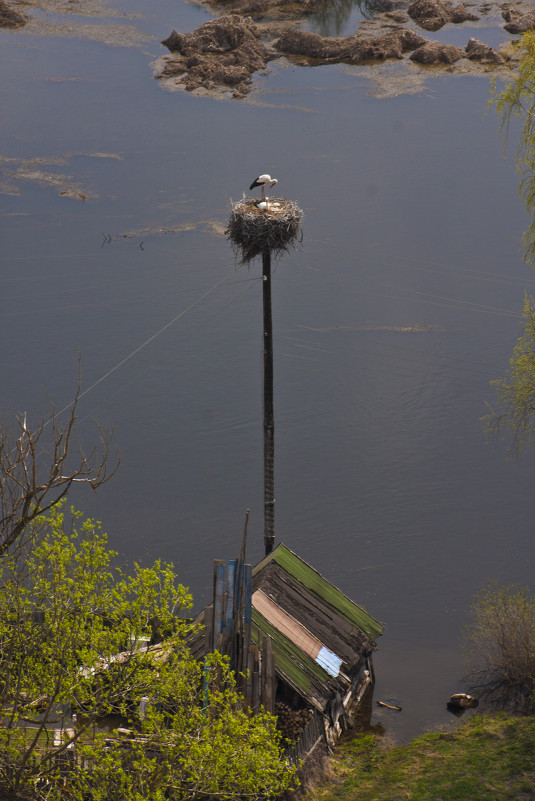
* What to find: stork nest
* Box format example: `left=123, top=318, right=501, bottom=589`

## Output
left=225, top=197, right=303, bottom=263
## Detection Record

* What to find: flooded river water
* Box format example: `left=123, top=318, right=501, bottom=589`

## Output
left=2, top=0, right=535, bottom=743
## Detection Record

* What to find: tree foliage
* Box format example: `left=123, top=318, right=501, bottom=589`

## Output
left=491, top=30, right=535, bottom=264
left=484, top=293, right=535, bottom=453
left=465, top=583, right=535, bottom=714
left=484, top=37, right=535, bottom=450
left=0, top=504, right=297, bottom=801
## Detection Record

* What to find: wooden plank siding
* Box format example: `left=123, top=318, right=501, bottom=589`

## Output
left=187, top=542, right=382, bottom=744
left=284, top=709, right=327, bottom=766
left=253, top=561, right=372, bottom=670
left=253, top=544, right=384, bottom=642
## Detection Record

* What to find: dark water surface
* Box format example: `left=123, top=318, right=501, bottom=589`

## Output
left=2, top=0, right=534, bottom=743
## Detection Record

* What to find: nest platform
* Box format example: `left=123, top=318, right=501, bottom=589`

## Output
left=226, top=197, right=303, bottom=263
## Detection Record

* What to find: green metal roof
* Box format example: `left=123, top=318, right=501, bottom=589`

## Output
left=253, top=543, right=384, bottom=642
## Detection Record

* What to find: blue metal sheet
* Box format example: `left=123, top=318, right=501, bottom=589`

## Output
left=315, top=646, right=343, bottom=677
left=225, top=560, right=237, bottom=632
left=214, top=562, right=225, bottom=636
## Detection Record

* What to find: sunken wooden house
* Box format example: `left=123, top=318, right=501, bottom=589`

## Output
left=189, top=543, right=384, bottom=761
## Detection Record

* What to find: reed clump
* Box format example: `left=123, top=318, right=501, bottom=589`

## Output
left=226, top=197, right=303, bottom=263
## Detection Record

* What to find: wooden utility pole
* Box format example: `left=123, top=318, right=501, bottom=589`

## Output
left=262, top=250, right=275, bottom=556
left=225, top=196, right=303, bottom=559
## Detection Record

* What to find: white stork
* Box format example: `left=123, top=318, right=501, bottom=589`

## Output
left=250, top=174, right=278, bottom=201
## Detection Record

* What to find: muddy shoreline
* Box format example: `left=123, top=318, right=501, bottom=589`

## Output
left=0, top=0, right=526, bottom=99
left=157, top=0, right=522, bottom=97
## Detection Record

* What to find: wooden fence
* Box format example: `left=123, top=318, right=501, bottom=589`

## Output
left=284, top=709, right=326, bottom=766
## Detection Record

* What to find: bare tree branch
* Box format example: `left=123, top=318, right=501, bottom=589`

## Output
left=0, top=379, right=120, bottom=556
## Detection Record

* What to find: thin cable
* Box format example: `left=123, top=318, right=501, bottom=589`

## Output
left=54, top=269, right=235, bottom=419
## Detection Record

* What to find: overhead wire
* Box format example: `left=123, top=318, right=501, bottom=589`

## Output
left=53, top=266, right=242, bottom=420
left=6, top=240, right=529, bottom=427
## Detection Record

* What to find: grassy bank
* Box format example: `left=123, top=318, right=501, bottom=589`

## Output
left=307, top=714, right=535, bottom=801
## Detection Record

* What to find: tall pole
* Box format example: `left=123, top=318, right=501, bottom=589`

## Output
left=262, top=249, right=275, bottom=555
left=226, top=195, right=302, bottom=557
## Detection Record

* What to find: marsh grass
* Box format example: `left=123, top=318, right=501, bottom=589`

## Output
left=307, top=714, right=535, bottom=801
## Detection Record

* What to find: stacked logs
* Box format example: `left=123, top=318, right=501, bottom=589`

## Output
left=275, top=701, right=313, bottom=740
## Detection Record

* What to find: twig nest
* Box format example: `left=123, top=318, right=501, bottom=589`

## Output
left=226, top=197, right=303, bottom=263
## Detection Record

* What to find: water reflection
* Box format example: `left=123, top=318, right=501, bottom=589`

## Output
left=309, top=0, right=393, bottom=37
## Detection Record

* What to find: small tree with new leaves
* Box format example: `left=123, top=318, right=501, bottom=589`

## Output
left=484, top=293, right=535, bottom=453
left=491, top=30, right=535, bottom=264
left=483, top=35, right=535, bottom=451
left=465, top=583, right=535, bottom=714
left=0, top=504, right=297, bottom=801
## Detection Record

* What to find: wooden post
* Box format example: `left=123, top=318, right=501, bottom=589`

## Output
left=262, top=249, right=275, bottom=556
left=226, top=199, right=302, bottom=558
left=262, top=635, right=275, bottom=713
left=212, top=560, right=226, bottom=652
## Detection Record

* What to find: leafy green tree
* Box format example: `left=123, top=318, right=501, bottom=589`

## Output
left=484, top=38, right=535, bottom=450
left=0, top=503, right=297, bottom=801
left=491, top=31, right=535, bottom=264
left=484, top=293, right=535, bottom=452
left=465, top=583, right=535, bottom=714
